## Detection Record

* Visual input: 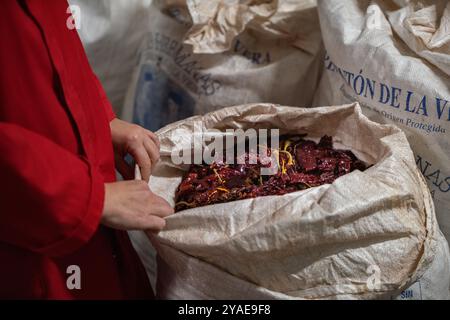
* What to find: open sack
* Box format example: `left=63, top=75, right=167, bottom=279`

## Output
left=129, top=103, right=450, bottom=299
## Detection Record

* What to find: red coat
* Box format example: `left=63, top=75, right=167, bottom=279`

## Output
left=0, top=0, right=152, bottom=299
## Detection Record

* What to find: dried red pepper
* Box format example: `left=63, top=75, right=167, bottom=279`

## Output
left=175, top=135, right=367, bottom=212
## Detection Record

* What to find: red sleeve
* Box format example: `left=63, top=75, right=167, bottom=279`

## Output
left=0, top=123, right=105, bottom=257
left=92, top=73, right=116, bottom=122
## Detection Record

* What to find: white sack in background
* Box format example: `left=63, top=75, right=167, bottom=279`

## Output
left=388, top=0, right=450, bottom=75
left=133, top=103, right=449, bottom=299
left=122, top=0, right=324, bottom=131
left=69, top=0, right=153, bottom=114
left=313, top=0, right=450, bottom=244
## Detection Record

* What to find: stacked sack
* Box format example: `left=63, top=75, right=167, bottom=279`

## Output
left=121, top=0, right=324, bottom=131
left=313, top=0, right=450, bottom=244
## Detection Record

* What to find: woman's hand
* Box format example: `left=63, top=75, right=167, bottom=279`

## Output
left=110, top=118, right=160, bottom=182
left=102, top=180, right=174, bottom=232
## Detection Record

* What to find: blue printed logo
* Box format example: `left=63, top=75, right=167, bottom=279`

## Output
left=133, top=64, right=195, bottom=131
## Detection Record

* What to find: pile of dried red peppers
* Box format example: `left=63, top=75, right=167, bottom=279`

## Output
left=175, top=135, right=367, bottom=212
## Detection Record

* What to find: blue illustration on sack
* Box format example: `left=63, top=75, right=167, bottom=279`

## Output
left=133, top=64, right=195, bottom=131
